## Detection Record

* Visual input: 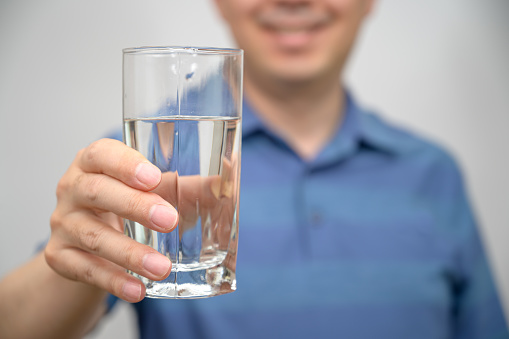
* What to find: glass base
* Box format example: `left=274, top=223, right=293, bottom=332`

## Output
left=135, top=263, right=236, bottom=299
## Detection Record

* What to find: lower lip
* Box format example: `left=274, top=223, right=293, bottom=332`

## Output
left=276, top=30, right=313, bottom=49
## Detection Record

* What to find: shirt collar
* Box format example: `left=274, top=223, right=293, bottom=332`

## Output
left=241, top=90, right=402, bottom=165
left=241, top=98, right=266, bottom=138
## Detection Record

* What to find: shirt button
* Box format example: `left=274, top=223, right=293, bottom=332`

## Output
left=311, top=212, right=323, bottom=227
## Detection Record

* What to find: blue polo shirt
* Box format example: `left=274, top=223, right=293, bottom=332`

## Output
left=111, top=92, right=508, bottom=339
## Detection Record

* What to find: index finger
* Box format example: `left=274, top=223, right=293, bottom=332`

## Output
left=78, top=138, right=161, bottom=191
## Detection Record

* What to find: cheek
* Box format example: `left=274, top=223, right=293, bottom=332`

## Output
left=324, top=0, right=351, bottom=13
left=221, top=0, right=258, bottom=19
left=326, top=0, right=371, bottom=18
left=221, top=1, right=259, bottom=41
left=229, top=21, right=261, bottom=54
left=327, top=0, right=370, bottom=39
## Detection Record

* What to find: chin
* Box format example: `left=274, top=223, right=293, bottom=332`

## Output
left=273, top=69, right=322, bottom=85
left=267, top=56, right=339, bottom=85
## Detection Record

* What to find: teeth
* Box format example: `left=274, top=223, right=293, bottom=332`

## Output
left=257, top=9, right=330, bottom=33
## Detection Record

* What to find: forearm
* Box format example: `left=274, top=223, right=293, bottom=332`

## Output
left=0, top=251, right=109, bottom=339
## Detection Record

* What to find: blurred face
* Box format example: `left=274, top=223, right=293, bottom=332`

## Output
left=215, top=0, right=374, bottom=85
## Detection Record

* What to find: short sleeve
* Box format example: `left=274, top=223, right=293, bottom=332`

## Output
left=424, top=150, right=508, bottom=339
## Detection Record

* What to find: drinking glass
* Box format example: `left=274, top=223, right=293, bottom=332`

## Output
left=122, top=46, right=243, bottom=298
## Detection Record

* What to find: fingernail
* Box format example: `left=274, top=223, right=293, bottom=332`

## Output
left=135, top=162, right=161, bottom=188
left=122, top=281, right=142, bottom=302
left=150, top=204, right=178, bottom=230
left=143, top=253, right=171, bottom=278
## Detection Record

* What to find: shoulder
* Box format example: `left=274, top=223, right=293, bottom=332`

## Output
left=359, top=112, right=477, bottom=237
left=359, top=111, right=469, bottom=201
left=360, top=112, right=461, bottom=174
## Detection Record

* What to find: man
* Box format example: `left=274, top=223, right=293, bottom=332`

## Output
left=0, top=0, right=507, bottom=338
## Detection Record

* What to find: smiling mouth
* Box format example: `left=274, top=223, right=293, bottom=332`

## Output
left=256, top=6, right=332, bottom=34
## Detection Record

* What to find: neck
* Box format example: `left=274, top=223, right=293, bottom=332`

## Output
left=244, top=70, right=345, bottom=160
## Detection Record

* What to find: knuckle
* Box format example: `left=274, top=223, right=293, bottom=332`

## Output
left=124, top=192, right=147, bottom=218
left=109, top=272, right=128, bottom=297
left=43, top=242, right=78, bottom=282
left=123, top=242, right=143, bottom=269
left=83, top=139, right=103, bottom=163
left=82, top=264, right=97, bottom=285
left=49, top=211, right=63, bottom=231
left=62, top=260, right=98, bottom=286
left=68, top=267, right=80, bottom=282
left=55, top=177, right=69, bottom=200
left=44, top=243, right=58, bottom=270
left=76, top=147, right=86, bottom=157
left=79, top=227, right=106, bottom=253
left=84, top=138, right=117, bottom=164
left=43, top=241, right=81, bottom=283
left=85, top=177, right=102, bottom=202
left=66, top=218, right=82, bottom=241
left=72, top=172, right=86, bottom=191
left=77, top=174, right=105, bottom=203
left=56, top=168, right=81, bottom=201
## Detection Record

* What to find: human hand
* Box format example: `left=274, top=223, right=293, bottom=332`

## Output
left=45, top=138, right=178, bottom=303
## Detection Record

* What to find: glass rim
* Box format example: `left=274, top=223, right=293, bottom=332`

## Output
left=123, top=46, right=243, bottom=56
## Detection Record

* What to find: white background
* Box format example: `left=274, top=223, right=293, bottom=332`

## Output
left=1, top=1, right=508, bottom=338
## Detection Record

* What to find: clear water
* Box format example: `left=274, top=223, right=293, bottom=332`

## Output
left=124, top=116, right=241, bottom=298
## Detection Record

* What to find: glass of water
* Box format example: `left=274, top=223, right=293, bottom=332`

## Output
left=122, top=46, right=243, bottom=298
